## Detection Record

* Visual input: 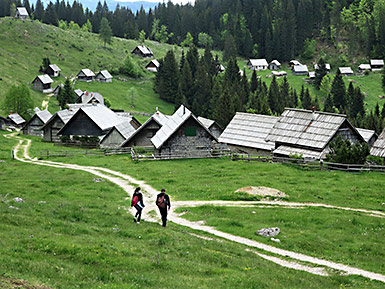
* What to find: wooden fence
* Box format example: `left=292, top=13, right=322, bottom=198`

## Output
left=40, top=147, right=132, bottom=158
left=232, top=153, right=385, bottom=173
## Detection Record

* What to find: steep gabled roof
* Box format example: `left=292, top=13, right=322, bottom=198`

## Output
left=58, top=104, right=126, bottom=134
left=41, top=108, right=78, bottom=130
left=48, top=64, right=61, bottom=72
left=121, top=110, right=169, bottom=146
left=293, top=65, right=308, bottom=73
left=248, top=59, right=268, bottom=66
left=356, top=128, right=377, bottom=143
left=8, top=113, right=25, bottom=125
left=133, top=45, right=153, bottom=55
left=371, top=129, right=385, bottom=157
left=146, top=59, right=160, bottom=68
left=339, top=67, right=354, bottom=74
left=197, top=117, right=215, bottom=130
left=36, top=110, right=52, bottom=124
left=80, top=91, right=104, bottom=105
left=314, top=63, right=331, bottom=70
left=16, top=7, right=28, bottom=16
left=101, top=121, right=137, bottom=145
left=77, top=69, right=95, bottom=77
left=269, top=60, right=281, bottom=66
left=219, top=112, right=278, bottom=151
left=151, top=105, right=215, bottom=149
left=74, top=89, right=83, bottom=97
left=358, top=64, right=371, bottom=70
left=265, top=108, right=360, bottom=151
left=96, top=70, right=113, bottom=79
left=33, top=74, right=53, bottom=84
left=289, top=60, right=301, bottom=66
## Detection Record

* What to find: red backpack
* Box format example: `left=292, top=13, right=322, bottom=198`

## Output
left=157, top=195, right=166, bottom=208
left=131, top=195, right=139, bottom=207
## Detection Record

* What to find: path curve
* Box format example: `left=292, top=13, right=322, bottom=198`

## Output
left=5, top=134, right=385, bottom=283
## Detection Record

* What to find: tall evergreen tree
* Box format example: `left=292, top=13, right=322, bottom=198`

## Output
left=250, top=70, right=258, bottom=93
left=180, top=61, right=194, bottom=107
left=99, top=17, right=113, bottom=48
left=213, top=87, right=235, bottom=128
left=323, top=93, right=334, bottom=113
left=223, top=32, right=237, bottom=62
left=268, top=76, right=281, bottom=114
left=156, top=49, right=180, bottom=103
left=302, top=88, right=312, bottom=110
left=192, top=65, right=212, bottom=117
left=331, top=69, right=346, bottom=110
left=314, top=58, right=327, bottom=90
left=42, top=2, right=58, bottom=26
left=34, top=0, right=44, bottom=20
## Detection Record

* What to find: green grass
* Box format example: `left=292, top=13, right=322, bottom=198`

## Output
left=4, top=132, right=382, bottom=288
left=177, top=205, right=384, bottom=274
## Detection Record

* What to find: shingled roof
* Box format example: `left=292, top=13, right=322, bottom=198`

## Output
left=41, top=108, right=78, bottom=130
left=265, top=108, right=361, bottom=151
left=370, top=129, right=385, bottom=158
left=8, top=113, right=25, bottom=125
left=219, top=112, right=278, bottom=151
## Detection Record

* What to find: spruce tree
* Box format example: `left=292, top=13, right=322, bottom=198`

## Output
left=180, top=61, right=194, bottom=107
left=331, top=69, right=346, bottom=110
left=314, top=58, right=327, bottom=90
left=223, top=32, right=237, bottom=62
left=280, top=77, right=290, bottom=107
left=268, top=76, right=281, bottom=114
left=250, top=70, right=258, bottom=93
left=42, top=2, right=58, bottom=26
left=59, top=78, right=75, bottom=109
left=346, top=82, right=355, bottom=116
left=156, top=49, right=180, bottom=103
left=256, top=83, right=271, bottom=115
left=34, top=0, right=44, bottom=20
left=174, top=83, right=186, bottom=112
left=186, top=46, right=199, bottom=78
left=192, top=65, right=212, bottom=117
left=382, top=103, right=385, bottom=119
left=208, top=78, right=221, bottom=118
left=302, top=88, right=312, bottom=110
left=213, top=88, right=235, bottom=128
left=351, top=87, right=365, bottom=118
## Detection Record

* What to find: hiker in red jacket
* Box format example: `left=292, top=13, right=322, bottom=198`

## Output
left=131, top=187, right=145, bottom=224
left=155, top=188, right=171, bottom=227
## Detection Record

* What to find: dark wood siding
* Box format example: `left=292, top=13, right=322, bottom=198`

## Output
left=60, top=111, right=103, bottom=136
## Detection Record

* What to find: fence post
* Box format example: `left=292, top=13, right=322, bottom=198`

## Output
left=320, top=160, right=323, bottom=171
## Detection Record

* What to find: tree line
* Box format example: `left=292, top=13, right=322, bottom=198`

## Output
left=2, top=0, right=385, bottom=60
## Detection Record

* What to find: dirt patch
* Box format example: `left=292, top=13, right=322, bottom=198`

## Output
left=236, top=186, right=288, bottom=198
left=0, top=277, right=52, bottom=289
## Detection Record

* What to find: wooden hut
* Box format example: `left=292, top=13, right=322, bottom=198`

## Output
left=32, top=74, right=53, bottom=93
left=121, top=110, right=169, bottom=147
left=76, top=91, right=104, bottom=105
left=289, top=60, right=302, bottom=69
left=76, top=69, right=95, bottom=82
left=150, top=105, right=217, bottom=157
left=15, top=7, right=28, bottom=19
left=41, top=109, right=78, bottom=142
left=197, top=117, right=223, bottom=139
left=7, top=113, right=25, bottom=128
left=100, top=121, right=137, bottom=148
left=145, top=59, right=160, bottom=72
left=314, top=63, right=331, bottom=72
left=219, top=112, right=278, bottom=155
left=292, top=65, right=308, bottom=75
left=268, top=60, right=281, bottom=70
left=44, top=64, right=61, bottom=77
left=95, top=70, right=113, bottom=82
left=370, top=59, right=384, bottom=71
left=356, top=128, right=378, bottom=148
left=370, top=128, right=385, bottom=158
left=265, top=108, right=365, bottom=160
left=248, top=59, right=268, bottom=70
left=22, top=109, right=52, bottom=136
left=339, top=67, right=354, bottom=76
left=132, top=45, right=153, bottom=58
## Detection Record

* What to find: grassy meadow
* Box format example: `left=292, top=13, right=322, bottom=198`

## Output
left=4, top=132, right=385, bottom=288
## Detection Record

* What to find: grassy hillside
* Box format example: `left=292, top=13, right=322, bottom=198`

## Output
left=0, top=17, right=178, bottom=117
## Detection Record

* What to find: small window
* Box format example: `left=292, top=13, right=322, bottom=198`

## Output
left=185, top=126, right=196, bottom=136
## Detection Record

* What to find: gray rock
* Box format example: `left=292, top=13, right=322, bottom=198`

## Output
left=257, top=227, right=280, bottom=237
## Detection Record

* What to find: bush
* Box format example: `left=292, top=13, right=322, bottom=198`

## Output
left=326, top=135, right=370, bottom=164
left=119, top=55, right=143, bottom=78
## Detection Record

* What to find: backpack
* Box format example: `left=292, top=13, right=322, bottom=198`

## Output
left=157, top=195, right=166, bottom=208
left=131, top=195, right=139, bottom=207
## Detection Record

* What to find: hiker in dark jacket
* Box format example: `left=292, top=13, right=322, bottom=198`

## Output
left=131, top=187, right=145, bottom=223
left=155, top=188, right=171, bottom=227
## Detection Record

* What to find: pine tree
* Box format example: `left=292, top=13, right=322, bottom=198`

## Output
left=346, top=82, right=355, bottom=116
left=223, top=32, right=237, bottom=62
left=59, top=78, right=75, bottom=109
left=331, top=69, right=346, bottom=110
left=250, top=70, right=258, bottom=93
left=302, top=88, right=312, bottom=110
left=192, top=65, right=212, bottom=117
left=268, top=76, right=281, bottom=114
left=174, top=83, right=186, bottom=112
left=180, top=61, right=194, bottom=107
left=323, top=94, right=334, bottom=113
left=156, top=49, right=180, bottom=103
left=314, top=58, right=327, bottom=90
left=208, top=78, right=221, bottom=118
left=280, top=77, right=290, bottom=107
left=256, top=82, right=271, bottom=115
left=34, top=0, right=44, bottom=20
left=213, top=88, right=235, bottom=128
left=42, top=2, right=58, bottom=26
left=186, top=46, right=199, bottom=78
left=99, top=17, right=112, bottom=48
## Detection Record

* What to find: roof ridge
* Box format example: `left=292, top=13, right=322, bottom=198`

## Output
left=283, top=107, right=347, bottom=118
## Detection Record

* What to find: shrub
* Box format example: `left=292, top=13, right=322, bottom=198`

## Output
left=326, top=135, right=370, bottom=164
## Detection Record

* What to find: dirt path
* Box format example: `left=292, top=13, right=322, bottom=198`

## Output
left=6, top=134, right=385, bottom=283
left=41, top=94, right=51, bottom=110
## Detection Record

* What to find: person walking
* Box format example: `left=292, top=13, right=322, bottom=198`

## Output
left=131, top=187, right=144, bottom=224
left=155, top=188, right=171, bottom=227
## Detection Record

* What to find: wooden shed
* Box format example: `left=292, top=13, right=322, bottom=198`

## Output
left=219, top=112, right=278, bottom=156
left=289, top=60, right=302, bottom=69
left=370, top=59, right=384, bottom=71
left=292, top=65, right=308, bottom=75
left=76, top=91, right=104, bottom=105
left=197, top=116, right=223, bottom=139
left=44, top=64, right=61, bottom=77
left=7, top=113, right=25, bottom=128
left=370, top=128, right=385, bottom=158
left=150, top=105, right=218, bottom=157
left=95, top=70, right=113, bottom=82
left=41, top=109, right=78, bottom=142
left=22, top=109, right=52, bottom=136
left=145, top=59, right=160, bottom=72
left=32, top=74, right=53, bottom=93
left=268, top=60, right=281, bottom=70
left=77, top=69, right=95, bottom=82
left=121, top=110, right=169, bottom=148
left=356, top=128, right=378, bottom=148
left=100, top=121, right=137, bottom=148
left=132, top=45, right=153, bottom=58
left=339, top=67, right=354, bottom=76
left=265, top=108, right=365, bottom=160
left=15, top=7, right=29, bottom=19
left=248, top=59, right=268, bottom=70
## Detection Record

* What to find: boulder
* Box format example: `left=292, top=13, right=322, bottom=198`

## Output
left=257, top=227, right=280, bottom=237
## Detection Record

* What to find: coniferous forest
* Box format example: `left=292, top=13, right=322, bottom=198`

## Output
left=2, top=0, right=385, bottom=131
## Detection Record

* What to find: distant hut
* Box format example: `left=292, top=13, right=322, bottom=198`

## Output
left=356, top=128, right=378, bottom=147
left=358, top=64, right=371, bottom=73
left=76, top=69, right=95, bottom=82
left=0, top=116, right=7, bottom=130
left=41, top=108, right=78, bottom=142
left=7, top=113, right=25, bottom=128
left=76, top=91, right=104, bottom=105
left=289, top=60, right=302, bottom=69
left=292, top=65, right=308, bottom=75
left=370, top=59, right=384, bottom=71
left=308, top=71, right=316, bottom=79
left=32, top=74, right=53, bottom=93
left=339, top=67, right=354, bottom=76
left=52, top=84, right=63, bottom=97
left=22, top=109, right=52, bottom=136
left=145, top=59, right=160, bottom=72
left=314, top=63, right=331, bottom=73
left=268, top=60, right=281, bottom=70
left=370, top=128, right=385, bottom=158
left=272, top=71, right=287, bottom=77
left=197, top=117, right=223, bottom=139
left=44, top=64, right=61, bottom=77
left=132, top=44, right=153, bottom=58
left=95, top=70, right=113, bottom=82
left=217, top=63, right=225, bottom=73
left=151, top=105, right=217, bottom=156
left=219, top=112, right=278, bottom=155
left=100, top=121, right=137, bottom=148
left=121, top=110, right=169, bottom=148
left=15, top=7, right=29, bottom=19
left=265, top=108, right=365, bottom=160
left=248, top=59, right=268, bottom=70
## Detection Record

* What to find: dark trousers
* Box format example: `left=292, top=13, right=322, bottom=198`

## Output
left=134, top=205, right=142, bottom=222
left=159, top=207, right=168, bottom=227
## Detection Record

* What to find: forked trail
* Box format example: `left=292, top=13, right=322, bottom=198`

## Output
left=5, top=133, right=385, bottom=283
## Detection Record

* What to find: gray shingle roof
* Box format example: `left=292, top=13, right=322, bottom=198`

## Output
left=96, top=70, right=112, bottom=79
left=314, top=63, right=331, bottom=70
left=41, top=109, right=78, bottom=130
left=358, top=64, right=371, bottom=70
left=370, top=59, right=384, bottom=66
left=339, top=67, right=354, bottom=74
left=74, top=89, right=83, bottom=97
left=16, top=7, right=28, bottom=16
left=290, top=60, right=302, bottom=66
left=35, top=74, right=53, bottom=84
left=293, top=65, right=308, bottom=73
left=356, top=128, right=376, bottom=143
left=219, top=112, right=278, bottom=151
left=78, top=69, right=95, bottom=77
left=270, top=60, right=281, bottom=66
left=80, top=92, right=104, bottom=105
left=81, top=105, right=124, bottom=131
left=8, top=113, right=25, bottom=125
left=36, top=110, right=52, bottom=124
left=265, top=108, right=348, bottom=150
left=370, top=129, right=385, bottom=157
left=146, top=59, right=159, bottom=68
left=248, top=59, right=268, bottom=66
left=273, top=145, right=324, bottom=159
left=48, top=64, right=61, bottom=72
left=197, top=116, right=215, bottom=130
left=134, top=45, right=153, bottom=56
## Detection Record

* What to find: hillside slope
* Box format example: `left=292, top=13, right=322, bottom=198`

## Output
left=0, top=17, right=177, bottom=117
